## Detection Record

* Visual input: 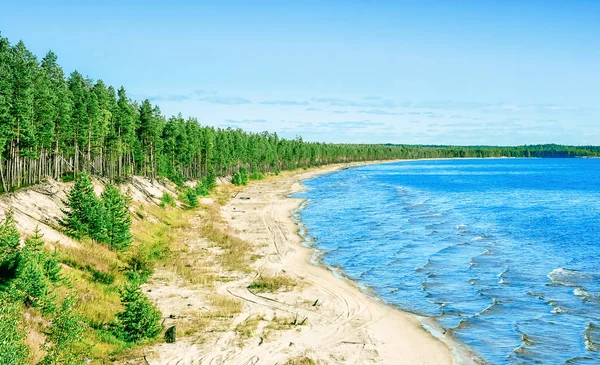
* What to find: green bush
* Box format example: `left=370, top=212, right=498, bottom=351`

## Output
left=40, top=296, right=86, bottom=365
left=250, top=169, right=263, bottom=181
left=195, top=183, right=210, bottom=197
left=0, top=293, right=29, bottom=365
left=63, top=175, right=133, bottom=251
left=0, top=210, right=21, bottom=283
left=115, top=282, right=162, bottom=343
left=180, top=187, right=198, bottom=209
left=232, top=167, right=248, bottom=186
left=159, top=192, right=176, bottom=208
left=203, top=172, right=217, bottom=190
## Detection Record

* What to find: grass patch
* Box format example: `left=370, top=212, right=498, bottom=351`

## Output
left=207, top=294, right=243, bottom=318
left=248, top=275, right=298, bottom=293
left=284, top=357, right=317, bottom=365
left=235, top=315, right=263, bottom=340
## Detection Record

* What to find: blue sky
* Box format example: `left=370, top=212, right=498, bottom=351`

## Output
left=1, top=0, right=599, bottom=145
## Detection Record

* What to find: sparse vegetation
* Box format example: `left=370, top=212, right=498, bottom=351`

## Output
left=248, top=275, right=298, bottom=293
left=159, top=192, right=176, bottom=208
left=284, top=356, right=317, bottom=365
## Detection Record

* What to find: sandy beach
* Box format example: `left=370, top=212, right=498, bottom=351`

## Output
left=216, top=163, right=476, bottom=364
left=136, top=162, right=479, bottom=364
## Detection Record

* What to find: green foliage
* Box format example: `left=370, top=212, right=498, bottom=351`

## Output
left=232, top=167, right=249, bottom=186
left=180, top=187, right=198, bottom=209
left=203, top=172, right=217, bottom=190
left=40, top=296, right=86, bottom=365
left=195, top=183, right=210, bottom=197
left=0, top=293, right=29, bottom=365
left=115, top=282, right=162, bottom=343
left=42, top=250, right=62, bottom=283
left=87, top=266, right=115, bottom=285
left=101, top=184, right=132, bottom=251
left=11, top=230, right=63, bottom=312
left=63, top=172, right=107, bottom=242
left=159, top=192, right=176, bottom=208
left=63, top=177, right=132, bottom=251
left=195, top=172, right=217, bottom=196
left=0, top=210, right=21, bottom=281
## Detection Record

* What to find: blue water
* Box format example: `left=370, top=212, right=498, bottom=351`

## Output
left=295, top=159, right=600, bottom=365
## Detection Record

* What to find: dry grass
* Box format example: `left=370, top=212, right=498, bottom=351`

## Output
left=207, top=294, right=243, bottom=318
left=284, top=356, right=318, bottom=365
left=235, top=315, right=264, bottom=340
left=248, top=275, right=299, bottom=293
left=198, top=202, right=252, bottom=273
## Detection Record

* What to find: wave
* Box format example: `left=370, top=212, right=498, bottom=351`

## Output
left=548, top=268, right=598, bottom=287
left=551, top=306, right=568, bottom=314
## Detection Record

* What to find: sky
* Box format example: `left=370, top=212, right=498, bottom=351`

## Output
left=1, top=0, right=599, bottom=145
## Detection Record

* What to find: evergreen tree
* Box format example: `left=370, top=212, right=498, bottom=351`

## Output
left=115, top=282, right=162, bottom=343
left=13, top=230, right=55, bottom=308
left=63, top=172, right=107, bottom=242
left=181, top=187, right=199, bottom=209
left=101, top=184, right=132, bottom=251
left=0, top=210, right=21, bottom=281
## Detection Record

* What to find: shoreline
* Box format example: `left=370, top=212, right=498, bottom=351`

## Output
left=222, top=160, right=480, bottom=364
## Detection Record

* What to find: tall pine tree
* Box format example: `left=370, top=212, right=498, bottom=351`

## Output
left=101, top=184, right=131, bottom=251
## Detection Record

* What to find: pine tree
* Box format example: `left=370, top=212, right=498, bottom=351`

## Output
left=101, top=184, right=132, bottom=251
left=0, top=209, right=21, bottom=281
left=63, top=172, right=107, bottom=242
left=13, top=229, right=52, bottom=308
left=181, top=187, right=199, bottom=209
left=0, top=35, right=12, bottom=193
left=115, top=282, right=162, bottom=343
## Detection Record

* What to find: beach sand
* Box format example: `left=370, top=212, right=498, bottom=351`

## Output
left=217, top=163, right=476, bottom=364
left=139, top=162, right=478, bottom=364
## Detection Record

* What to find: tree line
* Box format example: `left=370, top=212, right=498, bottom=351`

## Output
left=1, top=34, right=599, bottom=193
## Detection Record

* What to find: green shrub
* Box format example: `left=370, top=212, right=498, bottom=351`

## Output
left=250, top=169, right=263, bottom=181
left=115, top=282, right=162, bottom=343
left=195, top=183, right=210, bottom=197
left=232, top=167, right=249, bottom=186
left=180, top=187, right=198, bottom=209
left=203, top=172, right=217, bottom=190
left=0, top=293, right=29, bottom=365
left=0, top=210, right=21, bottom=283
left=40, top=296, right=86, bottom=365
left=159, top=192, right=176, bottom=208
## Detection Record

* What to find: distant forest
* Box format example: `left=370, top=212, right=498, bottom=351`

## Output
left=1, top=34, right=598, bottom=192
